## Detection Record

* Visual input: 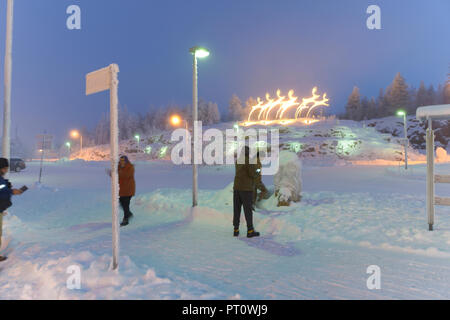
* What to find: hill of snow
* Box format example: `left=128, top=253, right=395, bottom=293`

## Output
left=70, top=117, right=449, bottom=165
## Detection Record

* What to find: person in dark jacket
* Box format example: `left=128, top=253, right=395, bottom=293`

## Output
left=233, top=146, right=260, bottom=238
left=118, top=156, right=136, bottom=227
left=0, top=158, right=25, bottom=262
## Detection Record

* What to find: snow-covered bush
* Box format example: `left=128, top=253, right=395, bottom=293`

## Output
left=274, top=151, right=302, bottom=207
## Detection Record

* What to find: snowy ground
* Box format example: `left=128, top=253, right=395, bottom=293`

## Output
left=1, top=160, right=450, bottom=300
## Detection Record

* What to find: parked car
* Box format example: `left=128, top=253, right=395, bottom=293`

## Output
left=10, top=158, right=26, bottom=172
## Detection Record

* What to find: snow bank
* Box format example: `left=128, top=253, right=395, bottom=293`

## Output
left=0, top=251, right=226, bottom=300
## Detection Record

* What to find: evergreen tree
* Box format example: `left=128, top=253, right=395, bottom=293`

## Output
left=182, top=105, right=193, bottom=124
left=206, top=101, right=221, bottom=125
left=376, top=88, right=389, bottom=118
left=445, top=68, right=450, bottom=104
left=95, top=113, right=110, bottom=145
left=244, top=97, right=257, bottom=120
left=367, top=97, right=378, bottom=119
left=153, top=108, right=167, bottom=130
left=359, top=97, right=369, bottom=121
left=416, top=81, right=428, bottom=107
left=228, top=94, right=244, bottom=121
left=436, top=84, right=445, bottom=105
left=345, top=87, right=361, bottom=120
left=407, top=86, right=417, bottom=114
left=426, top=85, right=436, bottom=106
left=387, top=72, right=410, bottom=114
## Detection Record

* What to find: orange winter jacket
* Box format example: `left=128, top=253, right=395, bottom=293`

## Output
left=118, top=163, right=136, bottom=197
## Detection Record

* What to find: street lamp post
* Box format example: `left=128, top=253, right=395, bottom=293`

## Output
left=71, top=130, right=83, bottom=153
left=2, top=0, right=14, bottom=178
left=397, top=110, right=408, bottom=170
left=189, top=46, right=210, bottom=207
left=135, top=135, right=140, bottom=150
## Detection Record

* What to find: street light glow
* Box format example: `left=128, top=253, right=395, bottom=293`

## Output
left=170, top=115, right=182, bottom=127
left=397, top=110, right=406, bottom=117
left=66, top=142, right=71, bottom=148
left=190, top=47, right=210, bottom=59
left=195, top=48, right=210, bottom=58
left=70, top=130, right=80, bottom=139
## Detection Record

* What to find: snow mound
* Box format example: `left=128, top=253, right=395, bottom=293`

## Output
left=0, top=251, right=226, bottom=300
left=274, top=151, right=302, bottom=206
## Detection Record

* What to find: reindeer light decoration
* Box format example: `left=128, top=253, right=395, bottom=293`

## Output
left=245, top=87, right=329, bottom=126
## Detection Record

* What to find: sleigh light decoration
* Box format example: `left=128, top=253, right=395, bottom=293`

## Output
left=244, top=87, right=329, bottom=126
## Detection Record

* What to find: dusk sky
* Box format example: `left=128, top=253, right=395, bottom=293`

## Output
left=0, top=0, right=449, bottom=148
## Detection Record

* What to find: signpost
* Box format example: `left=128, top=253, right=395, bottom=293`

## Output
left=417, top=104, right=450, bottom=231
left=396, top=110, right=409, bottom=170
left=36, top=133, right=53, bottom=184
left=86, top=64, right=120, bottom=269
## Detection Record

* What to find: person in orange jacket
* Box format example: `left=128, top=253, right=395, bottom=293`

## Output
left=118, top=155, right=136, bottom=227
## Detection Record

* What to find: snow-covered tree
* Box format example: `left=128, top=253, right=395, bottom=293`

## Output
left=376, top=88, right=389, bottom=118
left=345, top=87, right=361, bottom=120
left=416, top=81, right=428, bottom=107
left=152, top=108, right=167, bottom=130
left=244, top=97, right=257, bottom=120
left=94, top=113, right=110, bottom=145
left=436, top=84, right=445, bottom=105
left=387, top=73, right=410, bottom=114
left=445, top=69, right=450, bottom=104
left=118, top=106, right=136, bottom=140
left=206, top=101, right=221, bottom=125
left=366, top=97, right=378, bottom=119
left=228, top=94, right=244, bottom=121
left=182, top=105, right=193, bottom=124
left=360, top=97, right=370, bottom=121
left=426, top=85, right=436, bottom=106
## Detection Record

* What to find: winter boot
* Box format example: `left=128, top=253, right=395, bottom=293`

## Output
left=120, top=218, right=129, bottom=227
left=247, top=229, right=260, bottom=238
left=233, top=228, right=240, bottom=237
left=0, top=256, right=7, bottom=262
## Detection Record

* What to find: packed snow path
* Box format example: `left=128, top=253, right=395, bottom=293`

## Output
left=0, top=161, right=450, bottom=299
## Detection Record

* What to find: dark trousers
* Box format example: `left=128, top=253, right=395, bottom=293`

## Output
left=233, top=190, right=254, bottom=231
left=119, top=196, right=133, bottom=220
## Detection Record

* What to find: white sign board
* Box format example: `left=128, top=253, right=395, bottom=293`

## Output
left=416, top=104, right=450, bottom=121
left=86, top=66, right=111, bottom=95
